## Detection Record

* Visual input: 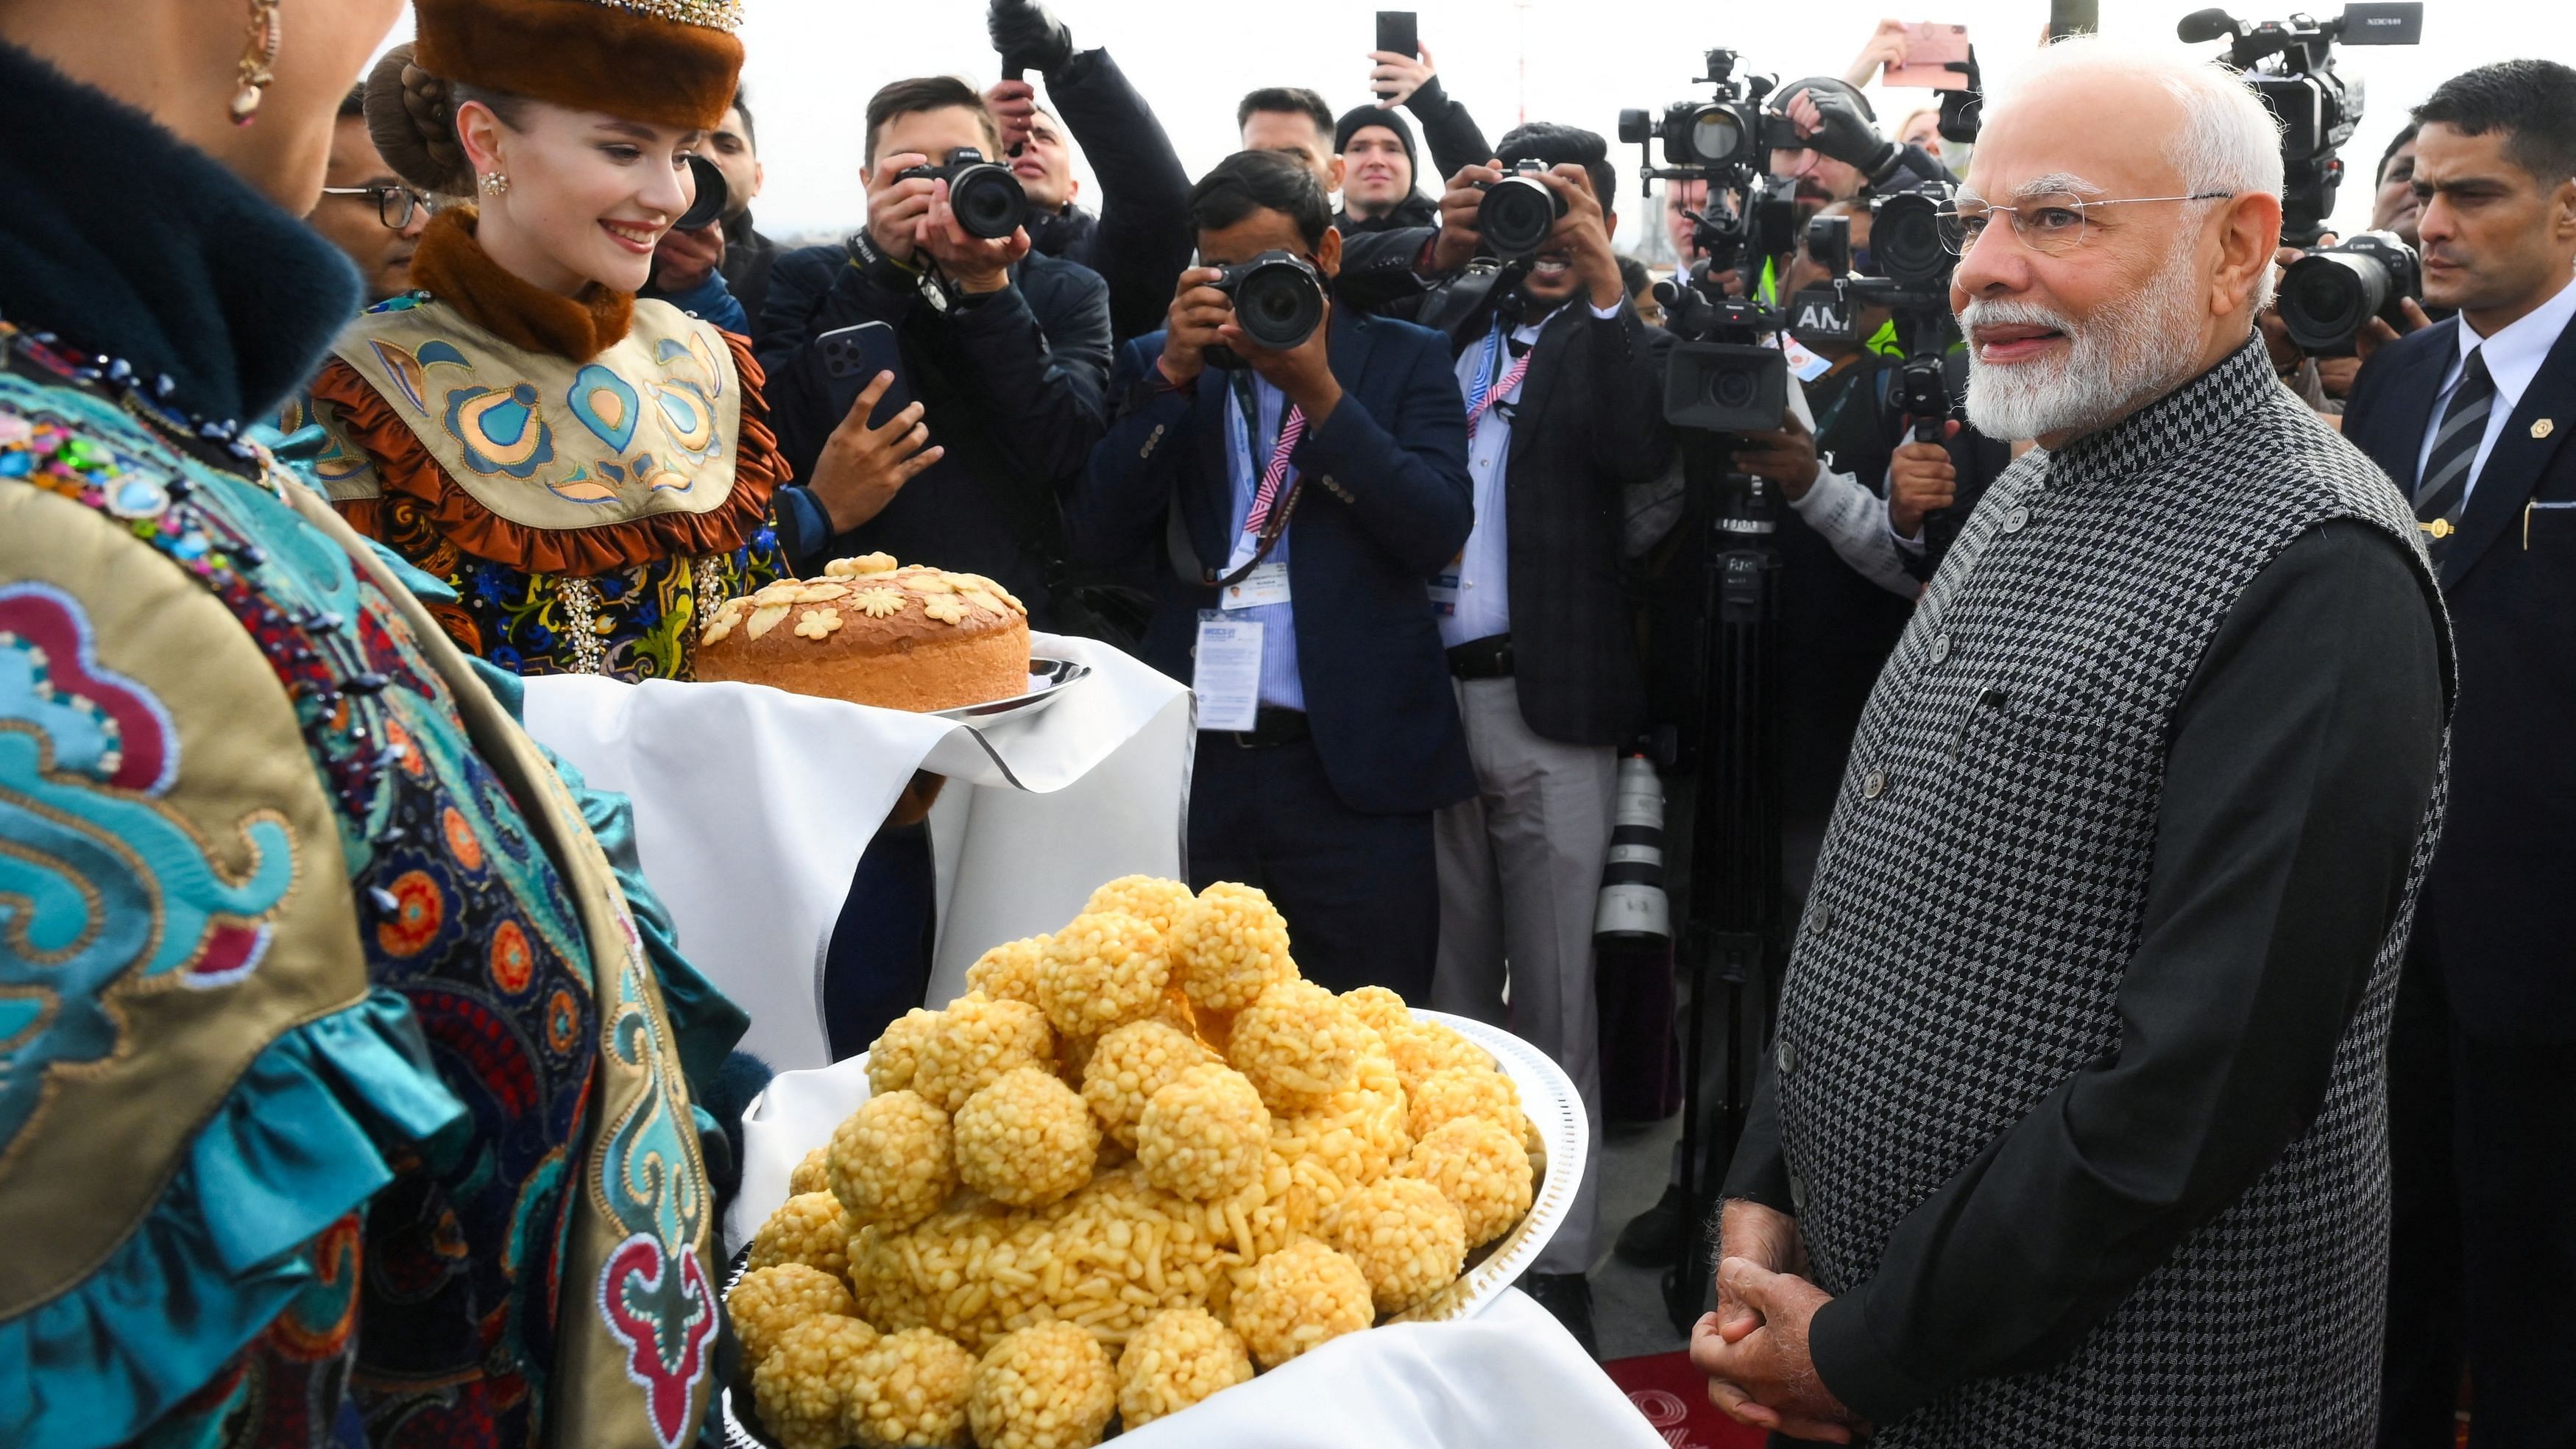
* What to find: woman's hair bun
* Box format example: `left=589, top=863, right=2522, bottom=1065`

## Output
left=364, top=43, right=470, bottom=196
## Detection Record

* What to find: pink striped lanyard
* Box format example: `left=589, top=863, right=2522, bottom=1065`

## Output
left=1242, top=404, right=1306, bottom=536
left=1465, top=322, right=1529, bottom=439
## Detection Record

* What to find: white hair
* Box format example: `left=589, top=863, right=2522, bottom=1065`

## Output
left=1981, top=37, right=2285, bottom=308
left=1984, top=36, right=2285, bottom=197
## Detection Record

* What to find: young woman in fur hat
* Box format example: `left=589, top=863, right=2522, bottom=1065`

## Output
left=297, top=0, right=894, bottom=680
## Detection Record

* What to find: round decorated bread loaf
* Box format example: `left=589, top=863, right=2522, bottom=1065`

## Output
left=695, top=553, right=1032, bottom=712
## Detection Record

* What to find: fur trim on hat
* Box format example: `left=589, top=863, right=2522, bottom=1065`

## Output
left=413, top=0, right=743, bottom=132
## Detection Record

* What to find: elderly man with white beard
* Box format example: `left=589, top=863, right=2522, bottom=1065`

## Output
left=1688, top=38, right=2453, bottom=1445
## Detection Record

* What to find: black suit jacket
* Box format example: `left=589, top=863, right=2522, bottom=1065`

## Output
left=1072, top=310, right=1478, bottom=815
left=1420, top=283, right=1672, bottom=744
left=2344, top=308, right=2576, bottom=1035
left=1024, top=46, right=1195, bottom=345
left=757, top=243, right=1113, bottom=625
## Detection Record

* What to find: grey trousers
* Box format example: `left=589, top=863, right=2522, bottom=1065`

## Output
left=1430, top=676, right=1616, bottom=1274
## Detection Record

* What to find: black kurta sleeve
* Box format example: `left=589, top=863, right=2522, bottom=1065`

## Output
left=1722, top=1055, right=1795, bottom=1216
left=1806, top=519, right=2446, bottom=1423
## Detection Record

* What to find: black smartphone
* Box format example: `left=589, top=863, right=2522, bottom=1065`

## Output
left=817, top=321, right=913, bottom=431
left=2048, top=0, right=2098, bottom=40
left=1376, top=11, right=1418, bottom=90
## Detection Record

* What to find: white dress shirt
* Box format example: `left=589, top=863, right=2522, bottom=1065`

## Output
left=1434, top=300, right=1619, bottom=648
left=1222, top=372, right=1305, bottom=711
left=2415, top=270, right=2576, bottom=501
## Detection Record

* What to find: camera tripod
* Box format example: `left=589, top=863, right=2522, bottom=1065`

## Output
left=1661, top=425, right=1786, bottom=1333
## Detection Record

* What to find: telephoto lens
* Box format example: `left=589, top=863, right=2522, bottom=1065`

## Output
left=2279, top=230, right=2421, bottom=355
left=1204, top=250, right=1328, bottom=369
left=1593, top=753, right=1671, bottom=948
left=940, top=147, right=1027, bottom=239
left=1476, top=160, right=1568, bottom=260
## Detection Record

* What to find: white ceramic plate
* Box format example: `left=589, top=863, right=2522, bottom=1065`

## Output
left=930, top=656, right=1089, bottom=723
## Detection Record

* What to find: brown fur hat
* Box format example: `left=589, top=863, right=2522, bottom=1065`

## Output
left=414, top=0, right=742, bottom=132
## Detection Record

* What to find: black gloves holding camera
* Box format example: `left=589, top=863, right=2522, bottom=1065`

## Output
left=1781, top=81, right=1903, bottom=183
left=988, top=0, right=1075, bottom=74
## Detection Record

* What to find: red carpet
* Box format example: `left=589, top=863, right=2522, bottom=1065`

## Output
left=1601, top=1350, right=1770, bottom=1448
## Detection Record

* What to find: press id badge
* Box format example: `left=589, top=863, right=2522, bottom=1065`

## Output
left=1193, top=610, right=1263, bottom=731
left=1427, top=554, right=1462, bottom=616
left=1220, top=560, right=1291, bottom=609
left=1780, top=333, right=1833, bottom=383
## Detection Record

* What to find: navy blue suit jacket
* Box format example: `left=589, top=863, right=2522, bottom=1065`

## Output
left=1072, top=309, right=1477, bottom=816
left=2343, top=308, right=2576, bottom=1035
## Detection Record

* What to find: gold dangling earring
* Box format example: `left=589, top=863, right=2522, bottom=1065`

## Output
left=227, top=0, right=282, bottom=126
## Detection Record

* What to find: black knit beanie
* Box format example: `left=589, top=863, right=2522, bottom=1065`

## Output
left=1334, top=104, right=1420, bottom=177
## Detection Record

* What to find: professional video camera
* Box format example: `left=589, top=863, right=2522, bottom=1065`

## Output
left=2179, top=2, right=2423, bottom=247
left=896, top=147, right=1027, bottom=240
left=1805, top=182, right=1972, bottom=552
left=1619, top=47, right=1809, bottom=1333
left=2278, top=229, right=2421, bottom=353
left=1620, top=49, right=1798, bottom=432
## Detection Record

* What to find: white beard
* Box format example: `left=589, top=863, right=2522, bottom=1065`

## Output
left=1962, top=239, right=2210, bottom=443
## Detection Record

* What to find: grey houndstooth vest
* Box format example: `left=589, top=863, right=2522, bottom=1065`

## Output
left=1775, top=339, right=2452, bottom=1445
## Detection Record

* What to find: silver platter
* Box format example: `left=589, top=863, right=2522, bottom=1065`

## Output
left=930, top=656, right=1091, bottom=724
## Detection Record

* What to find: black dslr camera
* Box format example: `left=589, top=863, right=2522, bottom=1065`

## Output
left=2279, top=230, right=2421, bottom=354
left=2181, top=2, right=2423, bottom=246
left=1203, top=250, right=1327, bottom=370
left=896, top=147, right=1027, bottom=240
left=1477, top=160, right=1568, bottom=260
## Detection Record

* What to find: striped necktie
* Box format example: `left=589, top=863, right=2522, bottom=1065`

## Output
left=2415, top=347, right=2497, bottom=559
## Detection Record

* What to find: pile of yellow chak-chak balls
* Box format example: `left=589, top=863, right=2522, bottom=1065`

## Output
left=730, top=876, right=1542, bottom=1449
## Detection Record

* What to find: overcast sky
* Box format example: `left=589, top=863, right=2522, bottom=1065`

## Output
left=383, top=1, right=2575, bottom=247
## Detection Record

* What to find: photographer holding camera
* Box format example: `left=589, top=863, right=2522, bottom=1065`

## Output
left=1383, top=122, right=1675, bottom=1353
left=980, top=0, right=1195, bottom=344
left=758, top=77, right=1113, bottom=630
left=1071, top=150, right=1474, bottom=998
left=2338, top=60, right=2576, bottom=1447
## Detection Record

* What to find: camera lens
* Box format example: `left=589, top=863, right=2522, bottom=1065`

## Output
left=946, top=162, right=1027, bottom=240
left=1233, top=258, right=1326, bottom=351
left=1710, top=369, right=1760, bottom=411
left=2280, top=249, right=2390, bottom=352
left=1688, top=104, right=1746, bottom=167
left=1871, top=192, right=1952, bottom=290
left=676, top=153, right=728, bottom=232
left=1478, top=176, right=1565, bottom=260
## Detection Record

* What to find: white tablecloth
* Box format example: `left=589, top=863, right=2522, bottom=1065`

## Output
left=522, top=634, right=1193, bottom=1070
left=726, top=1058, right=1657, bottom=1449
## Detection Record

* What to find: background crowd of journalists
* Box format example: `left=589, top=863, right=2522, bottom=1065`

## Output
left=295, top=0, right=2547, bottom=1365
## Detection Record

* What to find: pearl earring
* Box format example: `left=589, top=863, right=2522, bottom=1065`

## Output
left=479, top=171, right=512, bottom=197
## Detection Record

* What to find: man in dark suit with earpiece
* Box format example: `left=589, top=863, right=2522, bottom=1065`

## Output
left=2339, top=60, right=2576, bottom=1448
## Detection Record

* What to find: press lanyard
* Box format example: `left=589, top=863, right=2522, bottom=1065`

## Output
left=1465, top=318, right=1532, bottom=439
left=1219, top=372, right=1306, bottom=588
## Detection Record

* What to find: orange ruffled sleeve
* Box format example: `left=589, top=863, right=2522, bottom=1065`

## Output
left=312, top=327, right=790, bottom=576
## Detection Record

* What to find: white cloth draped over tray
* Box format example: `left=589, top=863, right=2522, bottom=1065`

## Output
left=521, top=633, right=1194, bottom=1070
